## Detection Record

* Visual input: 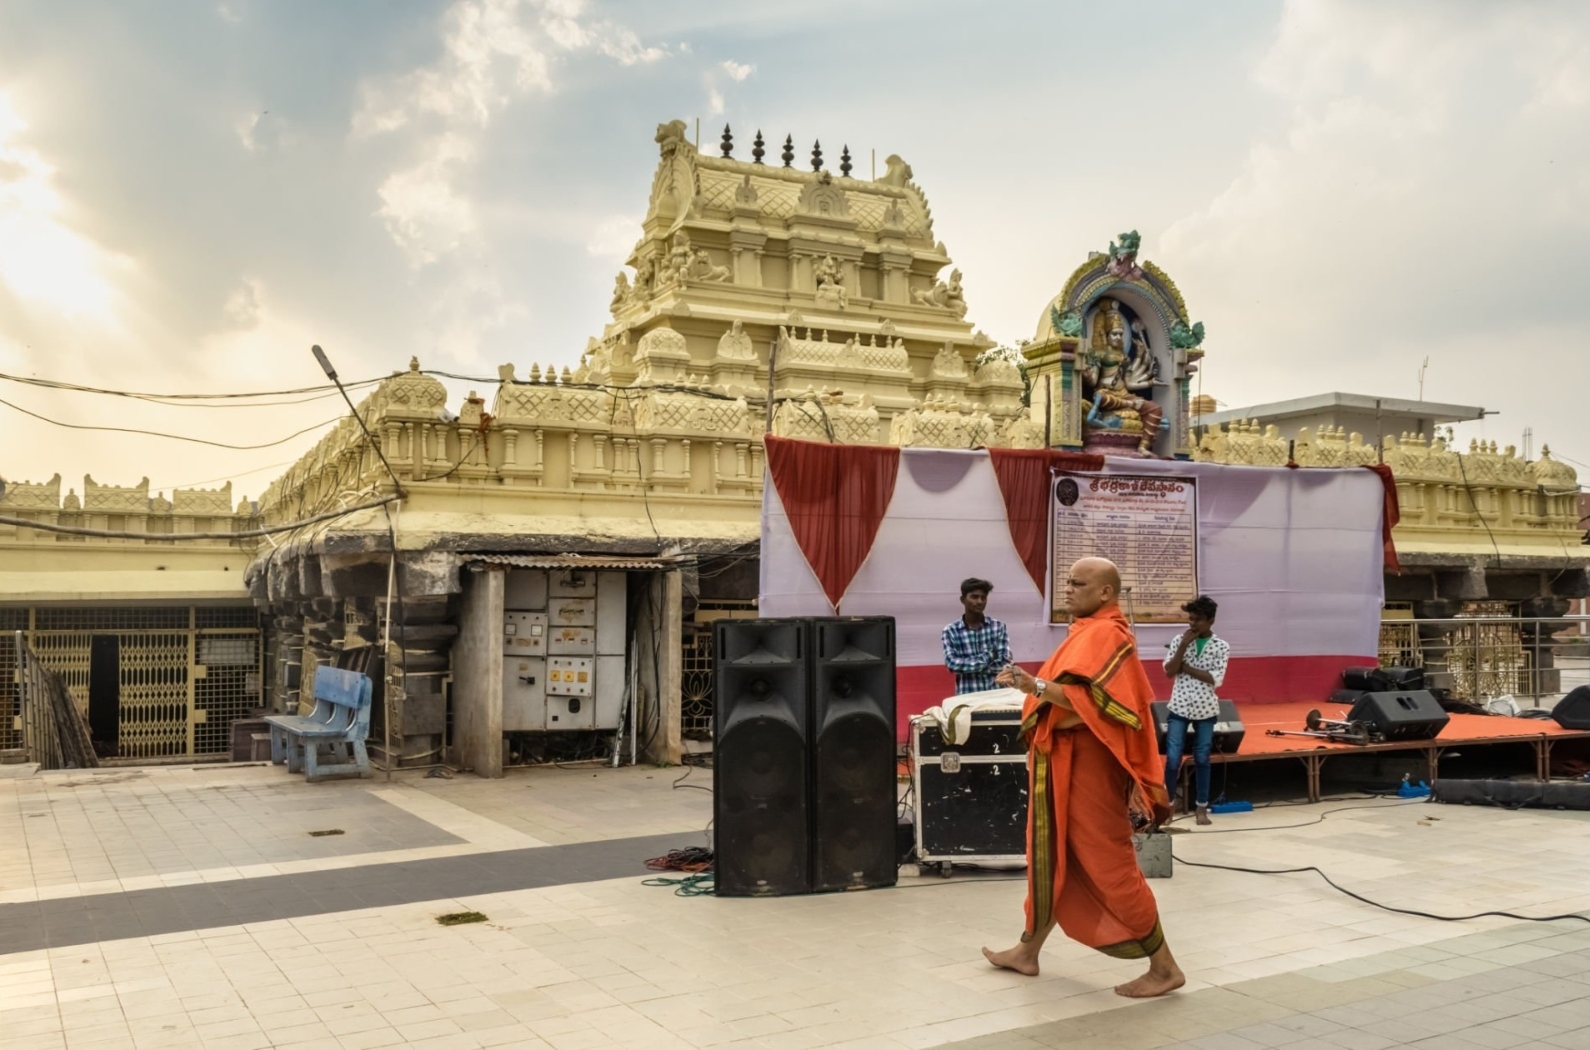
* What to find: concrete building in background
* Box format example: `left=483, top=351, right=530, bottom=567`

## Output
left=1199, top=392, right=1487, bottom=450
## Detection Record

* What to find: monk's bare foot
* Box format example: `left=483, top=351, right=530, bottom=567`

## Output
left=982, top=945, right=1040, bottom=977
left=1114, top=961, right=1185, bottom=998
left=1195, top=806, right=1212, bottom=826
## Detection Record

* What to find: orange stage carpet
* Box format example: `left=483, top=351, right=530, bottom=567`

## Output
left=1229, top=701, right=1585, bottom=757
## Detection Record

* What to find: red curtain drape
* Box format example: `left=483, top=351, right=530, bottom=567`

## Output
left=765, top=436, right=902, bottom=609
left=988, top=448, right=1107, bottom=594
left=1363, top=464, right=1402, bottom=574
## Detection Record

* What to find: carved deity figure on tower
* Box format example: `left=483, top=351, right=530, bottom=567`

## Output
left=665, top=231, right=732, bottom=286
left=813, top=253, right=848, bottom=309
left=912, top=268, right=967, bottom=317
left=1079, top=298, right=1164, bottom=454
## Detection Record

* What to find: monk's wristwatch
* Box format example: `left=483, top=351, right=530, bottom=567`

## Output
left=1033, top=677, right=1047, bottom=696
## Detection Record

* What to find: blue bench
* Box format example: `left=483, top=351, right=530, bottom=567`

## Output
left=265, top=667, right=373, bottom=782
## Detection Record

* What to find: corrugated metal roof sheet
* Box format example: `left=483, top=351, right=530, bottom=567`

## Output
left=467, top=553, right=681, bottom=571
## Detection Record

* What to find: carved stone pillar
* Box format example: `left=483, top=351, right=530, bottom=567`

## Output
left=878, top=249, right=912, bottom=304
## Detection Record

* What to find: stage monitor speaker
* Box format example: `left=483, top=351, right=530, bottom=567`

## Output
left=809, top=616, right=898, bottom=893
left=714, top=619, right=811, bottom=897
left=1328, top=688, right=1368, bottom=707
left=1552, top=685, right=1590, bottom=730
left=1150, top=699, right=1246, bottom=755
left=1348, top=690, right=1449, bottom=741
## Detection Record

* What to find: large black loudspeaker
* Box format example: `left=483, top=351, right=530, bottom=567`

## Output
left=809, top=617, right=898, bottom=892
left=1552, top=686, right=1590, bottom=730
left=1348, top=690, right=1449, bottom=741
left=1150, top=700, right=1246, bottom=755
left=713, top=619, right=811, bottom=896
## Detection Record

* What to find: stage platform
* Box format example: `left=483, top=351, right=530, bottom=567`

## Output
left=1198, top=701, right=1590, bottom=802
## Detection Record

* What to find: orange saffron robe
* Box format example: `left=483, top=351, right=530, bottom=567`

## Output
left=1021, top=606, right=1172, bottom=959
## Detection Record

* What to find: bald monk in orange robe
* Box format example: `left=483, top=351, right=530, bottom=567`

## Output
left=983, top=557, right=1185, bottom=998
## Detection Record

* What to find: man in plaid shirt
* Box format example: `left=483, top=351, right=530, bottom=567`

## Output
left=942, top=577, right=1014, bottom=694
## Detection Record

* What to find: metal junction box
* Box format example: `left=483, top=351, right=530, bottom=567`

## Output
left=503, top=612, right=547, bottom=657
left=505, top=570, right=548, bottom=610
left=547, top=626, right=596, bottom=656
left=502, top=656, right=547, bottom=731
left=547, top=597, right=595, bottom=628
left=499, top=569, right=628, bottom=733
left=547, top=656, right=593, bottom=698
left=549, top=570, right=597, bottom=598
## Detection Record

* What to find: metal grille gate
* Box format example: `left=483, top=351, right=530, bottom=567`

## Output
left=4, top=606, right=263, bottom=759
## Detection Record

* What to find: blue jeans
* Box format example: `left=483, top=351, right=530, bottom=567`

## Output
left=1164, top=713, right=1215, bottom=808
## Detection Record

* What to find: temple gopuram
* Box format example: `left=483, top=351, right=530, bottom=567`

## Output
left=0, top=118, right=1582, bottom=773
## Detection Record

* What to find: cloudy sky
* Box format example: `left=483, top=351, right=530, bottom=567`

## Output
left=1, top=0, right=1587, bottom=502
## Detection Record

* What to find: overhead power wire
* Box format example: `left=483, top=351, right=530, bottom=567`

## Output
left=0, top=495, right=399, bottom=541
left=0, top=370, right=384, bottom=401
left=0, top=397, right=340, bottom=450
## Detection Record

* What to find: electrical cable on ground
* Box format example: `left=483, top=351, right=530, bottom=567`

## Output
left=1171, top=852, right=1590, bottom=925
left=641, top=846, right=715, bottom=896
left=1167, top=798, right=1416, bottom=833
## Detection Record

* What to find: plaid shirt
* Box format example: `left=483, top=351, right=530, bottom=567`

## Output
left=941, top=616, right=1013, bottom=695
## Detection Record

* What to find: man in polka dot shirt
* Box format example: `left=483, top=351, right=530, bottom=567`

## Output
left=1162, top=595, right=1229, bottom=826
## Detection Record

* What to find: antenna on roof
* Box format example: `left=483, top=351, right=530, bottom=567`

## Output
left=1417, top=355, right=1430, bottom=401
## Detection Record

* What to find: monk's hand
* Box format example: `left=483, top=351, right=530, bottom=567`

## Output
left=998, top=665, right=1036, bottom=694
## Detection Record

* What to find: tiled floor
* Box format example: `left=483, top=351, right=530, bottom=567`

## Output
left=3, top=761, right=1589, bottom=1048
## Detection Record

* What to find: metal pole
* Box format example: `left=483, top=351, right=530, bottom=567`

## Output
left=381, top=506, right=398, bottom=781
left=765, top=335, right=779, bottom=436
left=1043, top=374, right=1053, bottom=448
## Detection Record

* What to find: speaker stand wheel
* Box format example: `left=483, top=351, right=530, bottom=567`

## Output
left=939, top=862, right=953, bottom=879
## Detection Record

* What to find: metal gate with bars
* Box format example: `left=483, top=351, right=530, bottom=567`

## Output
left=2, top=606, right=263, bottom=759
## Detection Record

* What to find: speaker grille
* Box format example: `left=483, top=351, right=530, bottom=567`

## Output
left=714, top=619, right=810, bottom=896
left=810, top=618, right=897, bottom=892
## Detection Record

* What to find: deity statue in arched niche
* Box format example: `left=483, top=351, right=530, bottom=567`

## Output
left=1079, top=297, right=1164, bottom=454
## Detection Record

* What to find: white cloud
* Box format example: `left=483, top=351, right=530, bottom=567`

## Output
left=1160, top=0, right=1590, bottom=461
left=222, top=278, right=264, bottom=328
left=706, top=84, right=725, bottom=116
left=721, top=60, right=754, bottom=82
left=354, top=0, right=663, bottom=277
left=0, top=93, right=128, bottom=324
left=426, top=270, right=527, bottom=366
left=585, top=214, right=638, bottom=259
left=375, top=134, right=479, bottom=266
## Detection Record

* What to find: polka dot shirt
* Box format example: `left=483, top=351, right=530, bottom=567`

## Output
left=1162, top=634, right=1230, bottom=720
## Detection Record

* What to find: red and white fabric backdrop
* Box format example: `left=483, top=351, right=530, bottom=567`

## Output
left=759, top=437, right=1394, bottom=738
